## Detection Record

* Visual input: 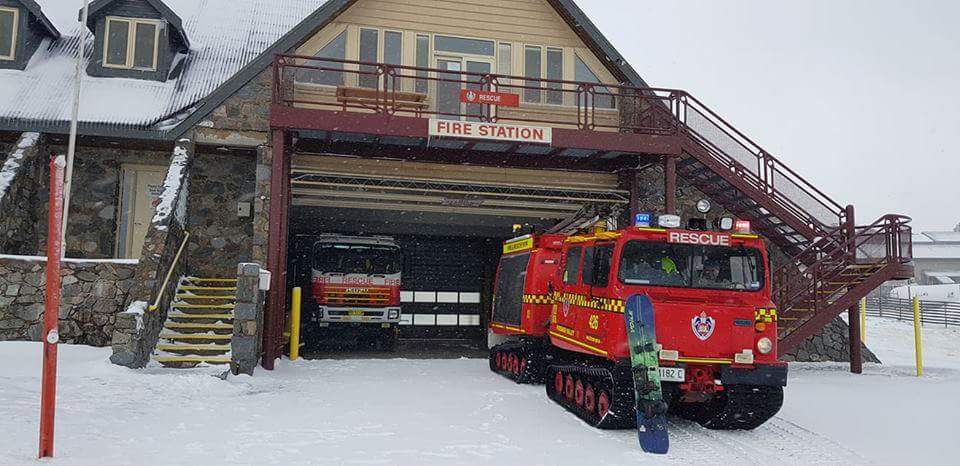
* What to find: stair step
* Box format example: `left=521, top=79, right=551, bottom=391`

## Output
left=165, top=322, right=233, bottom=331
left=172, top=303, right=236, bottom=310
left=156, top=344, right=231, bottom=353
left=160, top=333, right=232, bottom=341
left=168, top=313, right=234, bottom=320
left=155, top=356, right=231, bottom=365
left=186, top=277, right=238, bottom=283
left=179, top=286, right=238, bottom=292
left=175, top=294, right=237, bottom=300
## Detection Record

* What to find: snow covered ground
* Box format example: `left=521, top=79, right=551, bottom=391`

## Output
left=1, top=317, right=958, bottom=465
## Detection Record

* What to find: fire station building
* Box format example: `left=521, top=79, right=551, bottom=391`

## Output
left=0, top=0, right=912, bottom=371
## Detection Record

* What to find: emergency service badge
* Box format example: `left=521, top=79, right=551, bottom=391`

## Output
left=691, top=311, right=716, bottom=341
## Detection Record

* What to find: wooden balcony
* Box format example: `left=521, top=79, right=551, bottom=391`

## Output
left=270, top=54, right=685, bottom=166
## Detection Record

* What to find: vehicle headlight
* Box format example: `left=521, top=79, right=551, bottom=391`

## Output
left=757, top=337, right=773, bottom=354
left=388, top=309, right=400, bottom=319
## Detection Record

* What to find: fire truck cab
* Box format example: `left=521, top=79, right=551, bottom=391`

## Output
left=293, top=234, right=403, bottom=350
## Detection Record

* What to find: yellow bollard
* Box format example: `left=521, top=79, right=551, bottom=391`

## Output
left=290, top=287, right=302, bottom=361
left=913, top=296, right=923, bottom=377
left=860, top=297, right=867, bottom=344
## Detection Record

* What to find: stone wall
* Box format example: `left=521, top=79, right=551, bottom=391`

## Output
left=782, top=317, right=880, bottom=364
left=201, top=69, right=273, bottom=134
left=0, top=132, right=47, bottom=255
left=0, top=256, right=138, bottom=346
left=186, top=151, right=257, bottom=277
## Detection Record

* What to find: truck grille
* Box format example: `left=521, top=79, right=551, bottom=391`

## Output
left=322, top=286, right=392, bottom=306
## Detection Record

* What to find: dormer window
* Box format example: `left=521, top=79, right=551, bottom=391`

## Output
left=0, top=6, right=18, bottom=61
left=103, top=17, right=161, bottom=71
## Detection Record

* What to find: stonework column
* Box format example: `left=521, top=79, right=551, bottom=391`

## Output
left=232, top=262, right=264, bottom=376
left=251, top=144, right=272, bottom=266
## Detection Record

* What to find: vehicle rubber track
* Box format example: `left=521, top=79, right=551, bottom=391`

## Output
left=489, top=341, right=548, bottom=384
left=676, top=385, right=784, bottom=430
left=545, top=363, right=636, bottom=430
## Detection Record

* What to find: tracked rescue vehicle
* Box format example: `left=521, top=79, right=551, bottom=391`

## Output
left=489, top=216, right=786, bottom=430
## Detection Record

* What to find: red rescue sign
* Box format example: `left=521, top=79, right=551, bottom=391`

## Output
left=460, top=89, right=520, bottom=108
left=667, top=231, right=732, bottom=247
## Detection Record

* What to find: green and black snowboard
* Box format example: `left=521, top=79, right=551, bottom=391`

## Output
left=624, top=293, right=669, bottom=454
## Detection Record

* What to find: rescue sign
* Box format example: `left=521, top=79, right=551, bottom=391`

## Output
left=429, top=119, right=552, bottom=144
left=460, top=89, right=521, bottom=107
left=503, top=237, right=534, bottom=254
left=667, top=231, right=732, bottom=247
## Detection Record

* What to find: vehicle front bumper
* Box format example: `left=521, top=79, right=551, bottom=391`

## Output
left=720, top=363, right=788, bottom=387
left=315, top=306, right=401, bottom=325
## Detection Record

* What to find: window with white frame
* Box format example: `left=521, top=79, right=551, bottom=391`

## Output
left=300, top=30, right=347, bottom=86
left=524, top=45, right=564, bottom=105
left=358, top=27, right=403, bottom=89
left=103, top=17, right=161, bottom=70
left=575, top=55, right=616, bottom=109
left=0, top=7, right=18, bottom=61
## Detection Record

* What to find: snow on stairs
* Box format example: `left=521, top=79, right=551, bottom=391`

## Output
left=153, top=277, right=238, bottom=369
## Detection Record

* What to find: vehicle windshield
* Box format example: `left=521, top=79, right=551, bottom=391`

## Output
left=313, top=244, right=401, bottom=275
left=618, top=241, right=764, bottom=291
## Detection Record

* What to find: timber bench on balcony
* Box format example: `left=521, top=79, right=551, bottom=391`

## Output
left=336, top=86, right=430, bottom=116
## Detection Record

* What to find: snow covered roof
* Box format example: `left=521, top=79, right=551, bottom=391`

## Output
left=0, top=0, right=649, bottom=141
left=913, top=243, right=960, bottom=260
left=0, top=0, right=326, bottom=137
left=13, top=0, right=60, bottom=39
left=85, top=0, right=190, bottom=49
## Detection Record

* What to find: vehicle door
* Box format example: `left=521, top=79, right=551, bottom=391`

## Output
left=581, top=243, right=616, bottom=344
left=555, top=245, right=583, bottom=336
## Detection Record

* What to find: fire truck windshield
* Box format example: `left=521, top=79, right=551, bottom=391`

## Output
left=313, top=244, right=401, bottom=275
left=618, top=241, right=764, bottom=291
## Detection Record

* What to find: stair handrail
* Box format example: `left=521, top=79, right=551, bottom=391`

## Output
left=774, top=215, right=912, bottom=312
left=675, top=91, right=847, bottom=232
left=148, top=231, right=191, bottom=312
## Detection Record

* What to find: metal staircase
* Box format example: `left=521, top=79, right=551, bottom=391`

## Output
left=154, top=277, right=238, bottom=368
left=657, top=92, right=914, bottom=353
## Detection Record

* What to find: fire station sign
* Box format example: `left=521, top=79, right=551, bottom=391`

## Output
left=429, top=119, right=552, bottom=145
left=460, top=89, right=521, bottom=107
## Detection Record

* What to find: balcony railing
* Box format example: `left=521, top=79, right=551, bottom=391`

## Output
left=272, top=54, right=849, bottom=232
left=273, top=54, right=681, bottom=135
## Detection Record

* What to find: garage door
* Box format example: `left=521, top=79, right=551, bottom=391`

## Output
left=290, top=154, right=628, bottom=220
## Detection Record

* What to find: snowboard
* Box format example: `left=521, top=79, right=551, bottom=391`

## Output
left=624, top=293, right=669, bottom=454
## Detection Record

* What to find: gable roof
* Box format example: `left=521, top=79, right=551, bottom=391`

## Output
left=12, top=0, right=61, bottom=39
left=0, top=0, right=650, bottom=141
left=84, top=0, right=190, bottom=49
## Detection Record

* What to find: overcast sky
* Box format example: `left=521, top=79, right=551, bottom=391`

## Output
left=578, top=0, right=959, bottom=232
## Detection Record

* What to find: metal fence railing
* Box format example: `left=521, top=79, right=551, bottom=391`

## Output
left=864, top=296, right=960, bottom=327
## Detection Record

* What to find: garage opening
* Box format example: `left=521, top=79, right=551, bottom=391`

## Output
left=286, top=153, right=628, bottom=355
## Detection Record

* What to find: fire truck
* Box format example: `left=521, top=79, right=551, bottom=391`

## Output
left=488, top=215, right=786, bottom=430
left=293, top=234, right=403, bottom=350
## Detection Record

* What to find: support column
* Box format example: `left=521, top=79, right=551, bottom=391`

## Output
left=845, top=204, right=863, bottom=374
left=263, top=129, right=289, bottom=370
left=664, top=156, right=677, bottom=215
left=250, top=144, right=272, bottom=266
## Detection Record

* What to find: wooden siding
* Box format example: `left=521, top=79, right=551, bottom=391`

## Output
left=293, top=154, right=620, bottom=191
left=291, top=0, right=626, bottom=130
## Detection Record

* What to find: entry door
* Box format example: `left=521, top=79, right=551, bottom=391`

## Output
left=117, top=166, right=166, bottom=259
left=436, top=58, right=494, bottom=121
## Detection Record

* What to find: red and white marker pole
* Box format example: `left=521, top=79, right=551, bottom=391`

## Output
left=39, top=155, right=66, bottom=458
